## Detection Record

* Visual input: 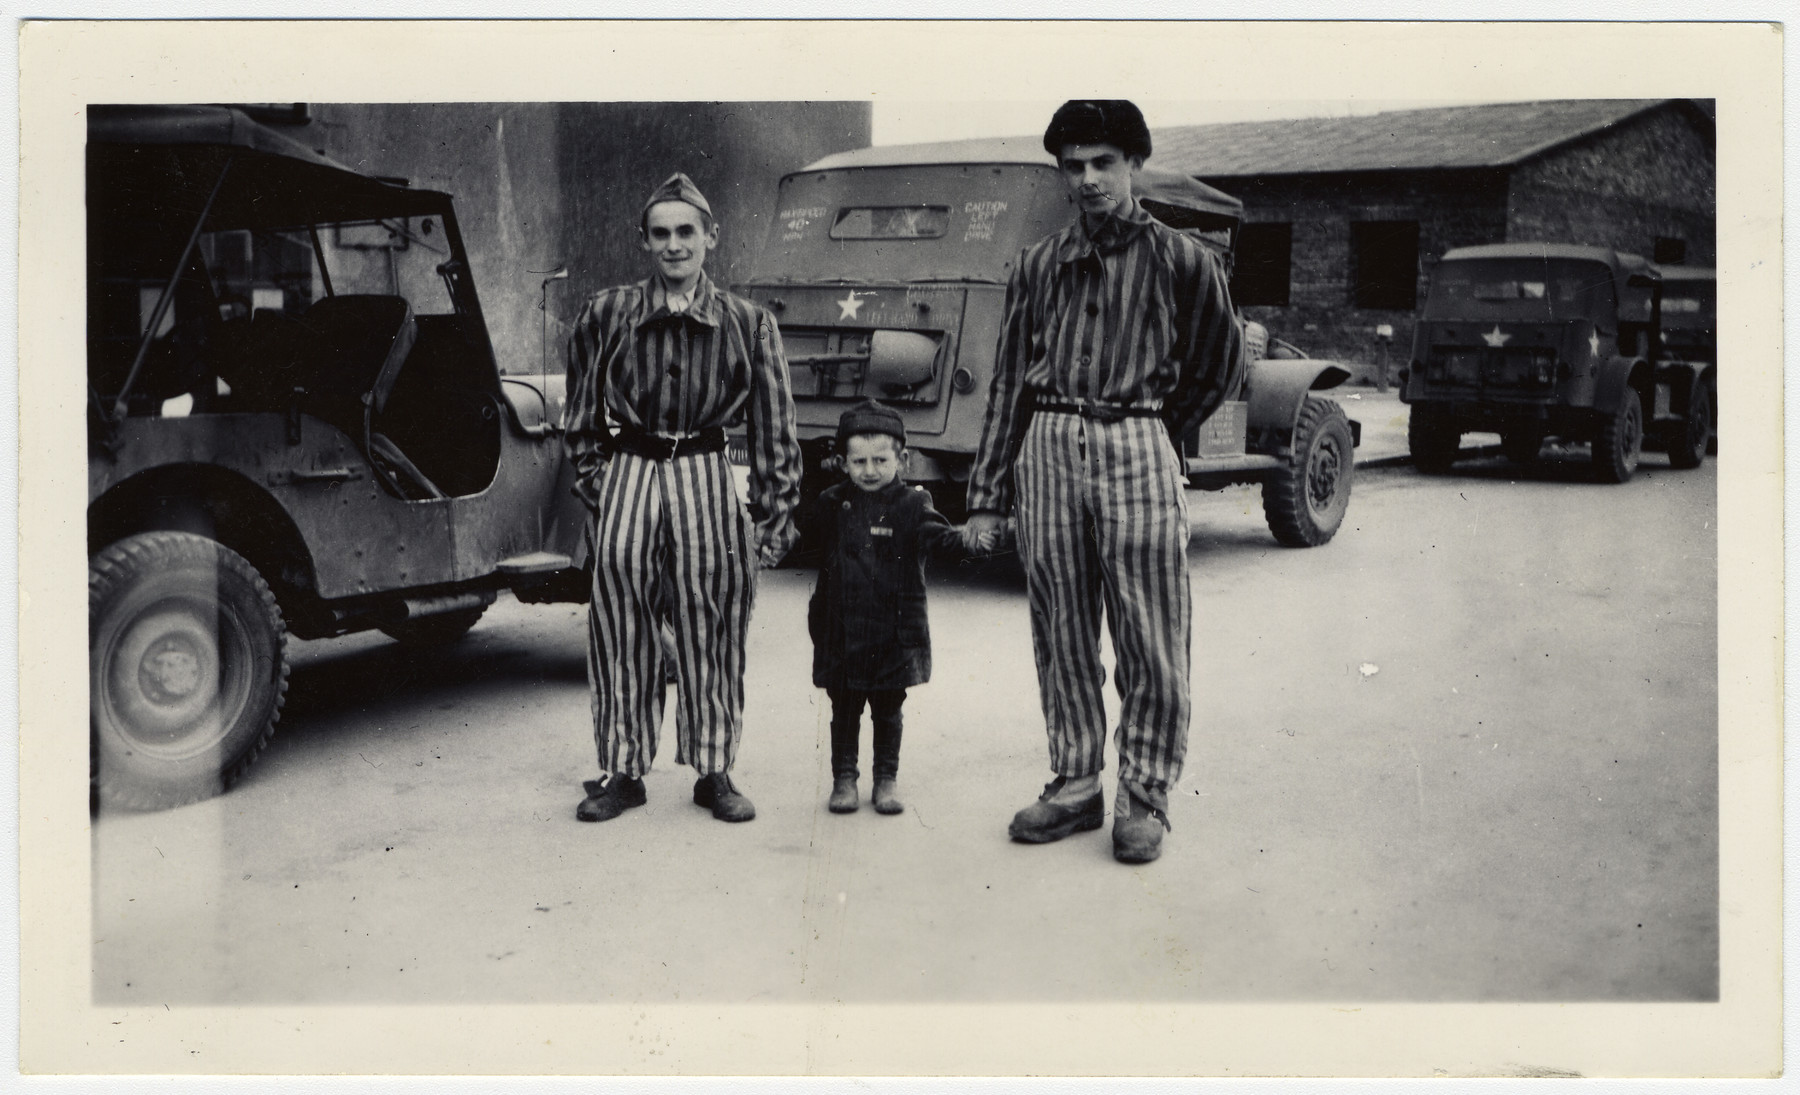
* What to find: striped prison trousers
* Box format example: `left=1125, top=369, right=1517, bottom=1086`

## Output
left=1012, top=411, right=1192, bottom=794
left=586, top=449, right=756, bottom=778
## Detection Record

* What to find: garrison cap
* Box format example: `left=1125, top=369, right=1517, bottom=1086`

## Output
left=1042, top=99, right=1153, bottom=161
left=640, top=172, right=713, bottom=228
left=836, top=399, right=906, bottom=448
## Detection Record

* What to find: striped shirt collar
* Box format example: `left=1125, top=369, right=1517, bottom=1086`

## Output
left=1055, top=197, right=1155, bottom=264
left=637, top=271, right=722, bottom=328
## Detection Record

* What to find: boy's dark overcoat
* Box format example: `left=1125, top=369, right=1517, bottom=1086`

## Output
left=808, top=479, right=961, bottom=691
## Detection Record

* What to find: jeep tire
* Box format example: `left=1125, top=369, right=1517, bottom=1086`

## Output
left=1408, top=403, right=1461, bottom=475
left=90, top=531, right=288, bottom=810
left=1264, top=396, right=1354, bottom=547
left=1592, top=388, right=1644, bottom=484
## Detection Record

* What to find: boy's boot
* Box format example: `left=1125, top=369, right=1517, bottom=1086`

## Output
left=871, top=777, right=903, bottom=815
left=829, top=773, right=859, bottom=814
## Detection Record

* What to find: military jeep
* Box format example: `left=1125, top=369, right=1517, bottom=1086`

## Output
left=1401, top=242, right=1714, bottom=480
left=87, top=105, right=592, bottom=808
left=734, top=139, right=1358, bottom=548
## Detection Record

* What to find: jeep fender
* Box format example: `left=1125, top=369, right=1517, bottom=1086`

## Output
left=1245, top=358, right=1352, bottom=434
left=88, top=462, right=324, bottom=630
left=1593, top=357, right=1652, bottom=416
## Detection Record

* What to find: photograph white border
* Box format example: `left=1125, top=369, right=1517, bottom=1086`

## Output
left=15, top=16, right=1785, bottom=1081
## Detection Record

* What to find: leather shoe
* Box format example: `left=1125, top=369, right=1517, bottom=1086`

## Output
left=693, top=772, right=756, bottom=822
left=1008, top=776, right=1104, bottom=843
left=828, top=774, right=859, bottom=814
left=871, top=777, right=903, bottom=815
left=1112, top=786, right=1171, bottom=863
left=576, top=774, right=645, bottom=822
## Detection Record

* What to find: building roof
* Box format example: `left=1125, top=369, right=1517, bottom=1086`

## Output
left=1152, top=99, right=1693, bottom=178
left=817, top=99, right=1703, bottom=183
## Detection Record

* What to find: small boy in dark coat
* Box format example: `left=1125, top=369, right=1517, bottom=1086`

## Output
left=808, top=400, right=976, bottom=815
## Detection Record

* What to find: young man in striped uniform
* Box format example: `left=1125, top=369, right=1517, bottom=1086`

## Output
left=563, top=172, right=802, bottom=824
left=961, top=101, right=1243, bottom=864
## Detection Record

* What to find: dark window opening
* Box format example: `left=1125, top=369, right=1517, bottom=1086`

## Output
left=1233, top=223, right=1292, bottom=307
left=1653, top=237, right=1688, bottom=264
left=1350, top=221, right=1420, bottom=310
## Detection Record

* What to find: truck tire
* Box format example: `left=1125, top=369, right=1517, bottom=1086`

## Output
left=1666, top=381, right=1712, bottom=470
left=381, top=606, right=488, bottom=646
left=1592, top=387, right=1644, bottom=483
left=1263, top=396, right=1354, bottom=547
left=1502, top=428, right=1543, bottom=465
left=1407, top=404, right=1461, bottom=474
left=90, top=531, right=288, bottom=810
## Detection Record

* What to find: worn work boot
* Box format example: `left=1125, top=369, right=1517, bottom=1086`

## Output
left=693, top=772, right=757, bottom=822
left=1008, top=775, right=1104, bottom=843
left=871, top=778, right=903, bottom=815
left=575, top=774, right=646, bottom=822
left=1112, top=784, right=1172, bottom=864
left=828, top=774, right=859, bottom=814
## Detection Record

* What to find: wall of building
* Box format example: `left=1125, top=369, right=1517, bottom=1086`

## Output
left=552, top=102, right=871, bottom=345
left=298, top=102, right=872, bottom=376
left=1208, top=168, right=1511, bottom=369
left=1506, top=103, right=1716, bottom=266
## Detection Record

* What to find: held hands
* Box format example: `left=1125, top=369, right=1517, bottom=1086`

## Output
left=960, top=511, right=1006, bottom=555
left=754, top=518, right=797, bottom=569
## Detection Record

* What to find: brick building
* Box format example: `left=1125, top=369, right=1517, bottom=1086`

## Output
left=1151, top=99, right=1716, bottom=369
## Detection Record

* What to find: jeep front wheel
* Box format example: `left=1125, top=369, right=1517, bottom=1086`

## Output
left=1407, top=404, right=1461, bottom=474
left=90, top=532, right=288, bottom=810
left=1263, top=396, right=1354, bottom=547
left=1592, top=388, right=1644, bottom=483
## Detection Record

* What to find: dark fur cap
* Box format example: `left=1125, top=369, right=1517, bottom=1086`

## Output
left=1042, top=100, right=1152, bottom=161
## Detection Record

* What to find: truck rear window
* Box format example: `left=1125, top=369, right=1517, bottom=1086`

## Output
left=1424, top=259, right=1616, bottom=322
left=830, top=206, right=950, bottom=240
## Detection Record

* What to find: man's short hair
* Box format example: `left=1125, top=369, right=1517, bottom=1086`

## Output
left=1042, top=100, right=1152, bottom=162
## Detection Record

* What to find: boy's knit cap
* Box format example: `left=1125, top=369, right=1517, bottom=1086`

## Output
left=836, top=399, right=905, bottom=447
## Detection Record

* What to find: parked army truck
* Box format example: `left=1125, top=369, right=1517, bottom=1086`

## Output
left=1657, top=264, right=1718, bottom=460
left=1400, top=243, right=1714, bottom=481
left=734, top=139, right=1359, bottom=549
left=88, top=105, right=593, bottom=808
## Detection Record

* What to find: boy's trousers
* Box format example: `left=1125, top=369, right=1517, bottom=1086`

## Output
left=827, top=687, right=905, bottom=781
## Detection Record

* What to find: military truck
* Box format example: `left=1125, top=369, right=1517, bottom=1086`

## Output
left=1656, top=264, right=1717, bottom=462
left=88, top=105, right=592, bottom=808
left=734, top=139, right=1358, bottom=548
left=1401, top=242, right=1713, bottom=480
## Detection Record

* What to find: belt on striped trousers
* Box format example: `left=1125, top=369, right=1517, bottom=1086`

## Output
left=612, top=425, right=729, bottom=460
left=1029, top=393, right=1164, bottom=422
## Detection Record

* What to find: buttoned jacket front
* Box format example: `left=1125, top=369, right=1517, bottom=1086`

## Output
left=966, top=198, right=1244, bottom=516
left=808, top=479, right=962, bottom=691
left=563, top=271, right=803, bottom=554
